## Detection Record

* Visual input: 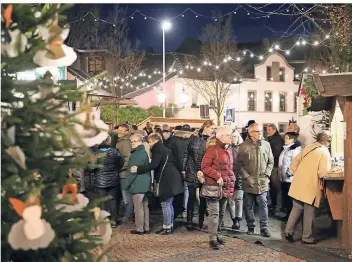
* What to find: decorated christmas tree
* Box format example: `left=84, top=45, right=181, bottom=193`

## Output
left=1, top=4, right=111, bottom=261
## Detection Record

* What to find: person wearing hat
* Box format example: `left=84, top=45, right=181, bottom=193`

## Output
left=240, top=120, right=255, bottom=141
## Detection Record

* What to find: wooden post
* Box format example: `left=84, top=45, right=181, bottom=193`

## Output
left=343, top=98, right=352, bottom=259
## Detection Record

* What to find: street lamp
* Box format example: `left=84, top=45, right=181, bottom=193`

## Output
left=161, top=21, right=171, bottom=118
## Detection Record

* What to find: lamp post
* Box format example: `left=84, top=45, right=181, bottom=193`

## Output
left=160, top=21, right=171, bottom=118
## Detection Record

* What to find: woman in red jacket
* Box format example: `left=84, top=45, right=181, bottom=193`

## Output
left=201, top=126, right=235, bottom=250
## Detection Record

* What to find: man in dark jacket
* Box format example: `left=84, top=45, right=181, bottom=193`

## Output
left=143, top=122, right=153, bottom=136
left=266, top=124, right=285, bottom=215
left=166, top=125, right=193, bottom=219
left=94, top=136, right=123, bottom=227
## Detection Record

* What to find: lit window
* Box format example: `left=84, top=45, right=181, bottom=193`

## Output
left=247, top=91, right=256, bottom=111
left=280, top=92, right=286, bottom=112
left=264, top=92, right=272, bottom=111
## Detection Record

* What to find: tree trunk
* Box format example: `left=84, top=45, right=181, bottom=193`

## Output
left=216, top=114, right=221, bottom=126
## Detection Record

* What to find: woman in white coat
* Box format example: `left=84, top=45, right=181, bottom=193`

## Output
left=278, top=132, right=302, bottom=220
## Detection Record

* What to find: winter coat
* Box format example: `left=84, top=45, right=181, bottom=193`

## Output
left=143, top=127, right=153, bottom=136
left=201, top=139, right=235, bottom=198
left=289, top=142, right=331, bottom=208
left=231, top=144, right=243, bottom=191
left=137, top=140, right=183, bottom=202
left=267, top=131, right=285, bottom=167
left=165, top=130, right=193, bottom=172
left=125, top=145, right=152, bottom=194
left=278, top=141, right=302, bottom=183
left=235, top=138, right=274, bottom=194
left=116, top=135, right=132, bottom=178
left=181, top=129, right=210, bottom=186
left=93, top=146, right=123, bottom=188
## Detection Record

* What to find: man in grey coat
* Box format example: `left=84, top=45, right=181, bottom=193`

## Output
left=116, top=123, right=133, bottom=223
left=235, top=123, right=274, bottom=237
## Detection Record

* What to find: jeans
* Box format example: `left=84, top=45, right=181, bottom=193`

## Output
left=121, top=178, right=134, bottom=220
left=269, top=167, right=282, bottom=210
left=285, top=199, right=316, bottom=243
left=96, top=186, right=117, bottom=222
left=132, top=194, right=149, bottom=233
left=183, top=181, right=189, bottom=212
left=244, top=192, right=269, bottom=230
left=207, top=198, right=228, bottom=241
left=161, top=197, right=174, bottom=229
left=228, top=190, right=244, bottom=219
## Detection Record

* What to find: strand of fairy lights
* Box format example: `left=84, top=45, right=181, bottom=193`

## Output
left=94, top=29, right=334, bottom=88
left=68, top=5, right=331, bottom=26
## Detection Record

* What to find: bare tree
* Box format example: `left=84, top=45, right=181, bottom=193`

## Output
left=184, top=15, right=247, bottom=125
left=67, top=5, right=145, bottom=96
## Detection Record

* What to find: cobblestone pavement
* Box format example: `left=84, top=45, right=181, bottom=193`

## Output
left=107, top=223, right=305, bottom=262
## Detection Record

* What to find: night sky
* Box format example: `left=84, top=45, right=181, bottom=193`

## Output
left=115, top=4, right=310, bottom=53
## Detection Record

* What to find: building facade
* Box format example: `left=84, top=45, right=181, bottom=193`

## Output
left=127, top=52, right=300, bottom=132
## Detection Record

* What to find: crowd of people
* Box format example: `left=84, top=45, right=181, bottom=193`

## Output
left=88, top=118, right=332, bottom=250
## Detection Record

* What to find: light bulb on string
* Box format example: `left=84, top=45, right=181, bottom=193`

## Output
left=302, top=40, right=306, bottom=45
left=236, top=57, right=241, bottom=61
left=182, top=14, right=184, bottom=17
left=196, top=15, right=198, bottom=18
left=323, top=70, right=327, bottom=74
left=285, top=50, right=290, bottom=55
left=296, top=41, right=300, bottom=46
left=275, top=44, right=280, bottom=49
left=314, top=41, right=319, bottom=46
left=144, top=17, right=147, bottom=20
left=215, top=66, right=219, bottom=69
left=269, top=48, right=273, bottom=52
left=228, top=56, right=232, bottom=60
left=250, top=53, right=254, bottom=58
left=325, top=35, right=330, bottom=39
left=208, top=62, right=212, bottom=66
left=243, top=51, right=247, bottom=55
left=131, top=17, right=134, bottom=19
left=259, top=56, right=263, bottom=60
left=204, top=61, right=208, bottom=65
left=197, top=68, right=201, bottom=72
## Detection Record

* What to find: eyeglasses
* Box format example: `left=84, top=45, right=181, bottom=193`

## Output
left=252, top=130, right=262, bottom=133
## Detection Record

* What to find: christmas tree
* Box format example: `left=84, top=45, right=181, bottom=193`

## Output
left=1, top=4, right=111, bottom=261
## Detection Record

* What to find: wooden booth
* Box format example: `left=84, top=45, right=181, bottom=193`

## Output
left=313, top=72, right=352, bottom=259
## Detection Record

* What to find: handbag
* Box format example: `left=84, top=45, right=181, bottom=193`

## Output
left=153, top=153, right=169, bottom=197
left=200, top=149, right=223, bottom=200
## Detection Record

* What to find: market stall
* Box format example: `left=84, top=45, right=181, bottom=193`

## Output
left=313, top=72, right=352, bottom=259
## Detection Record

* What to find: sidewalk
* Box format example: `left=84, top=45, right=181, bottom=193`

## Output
left=107, top=221, right=305, bottom=262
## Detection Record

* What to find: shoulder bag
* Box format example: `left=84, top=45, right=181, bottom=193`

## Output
left=153, top=153, right=169, bottom=197
left=200, top=149, right=223, bottom=200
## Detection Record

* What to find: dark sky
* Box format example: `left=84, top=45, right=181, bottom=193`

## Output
left=102, top=4, right=310, bottom=53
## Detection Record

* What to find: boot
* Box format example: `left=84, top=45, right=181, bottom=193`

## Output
left=186, top=221, right=194, bottom=231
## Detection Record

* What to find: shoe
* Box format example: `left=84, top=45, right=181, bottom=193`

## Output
left=186, top=222, right=194, bottom=231
left=111, top=222, right=117, bottom=228
left=301, top=240, right=317, bottom=245
left=155, top=228, right=172, bottom=235
left=144, top=230, right=150, bottom=234
left=130, top=230, right=144, bottom=235
left=285, top=233, right=294, bottom=242
left=260, top=229, right=271, bottom=238
left=199, top=221, right=205, bottom=230
left=231, top=218, right=240, bottom=230
left=181, top=211, right=187, bottom=219
left=247, top=228, right=255, bottom=235
left=209, top=240, right=221, bottom=250
left=217, top=237, right=225, bottom=245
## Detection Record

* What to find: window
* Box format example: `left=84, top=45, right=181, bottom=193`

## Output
left=264, top=91, right=272, bottom=111
left=266, top=67, right=272, bottom=81
left=279, top=92, right=286, bottom=112
left=279, top=68, right=285, bottom=82
left=88, top=57, right=102, bottom=74
left=294, top=92, right=298, bottom=112
left=247, top=91, right=256, bottom=111
left=200, top=105, right=210, bottom=118
left=210, top=99, right=215, bottom=109
left=278, top=123, right=288, bottom=133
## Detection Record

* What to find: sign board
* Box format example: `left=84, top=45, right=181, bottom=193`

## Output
left=17, top=66, right=67, bottom=81
left=224, top=108, right=235, bottom=125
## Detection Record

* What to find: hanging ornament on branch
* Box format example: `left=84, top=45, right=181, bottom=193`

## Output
left=33, top=13, right=77, bottom=67
left=7, top=193, right=55, bottom=250
left=56, top=170, right=89, bottom=212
